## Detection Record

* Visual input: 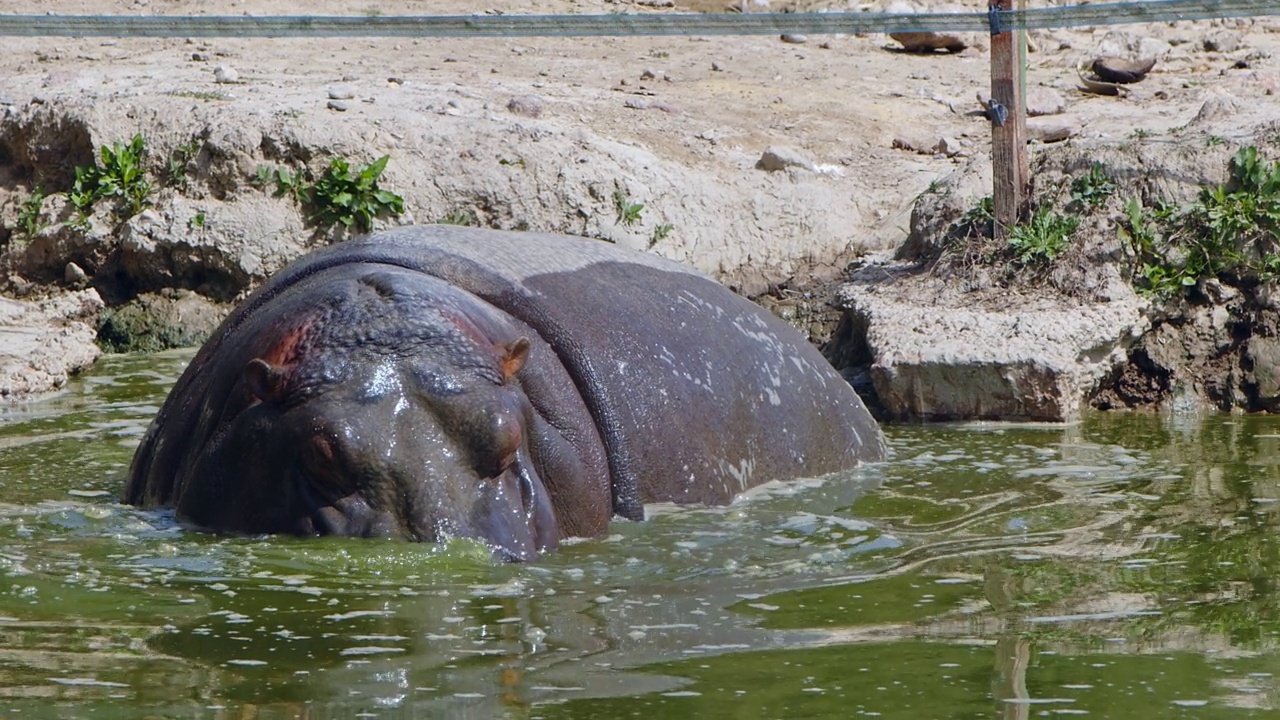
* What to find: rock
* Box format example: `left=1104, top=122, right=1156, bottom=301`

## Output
left=780, top=34, right=808, bottom=45
left=1091, top=56, right=1156, bottom=84
left=890, top=30, right=968, bottom=53
left=1097, top=30, right=1171, bottom=61
left=935, top=136, right=964, bottom=156
left=1184, top=92, right=1244, bottom=130
left=1027, top=116, right=1083, bottom=143
left=711, top=61, right=725, bottom=71
left=836, top=289, right=1149, bottom=421
left=1025, top=87, right=1066, bottom=116
left=756, top=145, right=815, bottom=172
left=96, top=291, right=228, bottom=353
left=212, top=65, right=238, bottom=84
left=506, top=94, right=545, bottom=118
left=897, top=155, right=992, bottom=262
left=64, top=261, right=87, bottom=287
left=1247, top=335, right=1280, bottom=411
left=886, top=2, right=974, bottom=53
left=891, top=135, right=963, bottom=156
left=0, top=289, right=103, bottom=399
left=327, top=85, right=356, bottom=100
left=1204, top=29, right=1243, bottom=54
left=327, top=99, right=349, bottom=112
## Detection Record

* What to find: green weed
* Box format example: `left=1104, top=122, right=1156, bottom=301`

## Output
left=166, top=89, right=230, bottom=101
left=70, top=133, right=153, bottom=219
left=166, top=140, right=201, bottom=187
left=1009, top=205, right=1078, bottom=264
left=438, top=207, right=479, bottom=226
left=1123, top=145, right=1280, bottom=298
left=254, top=155, right=404, bottom=232
left=651, top=223, right=673, bottom=246
left=309, top=155, right=405, bottom=231
left=16, top=186, right=46, bottom=238
left=613, top=190, right=644, bottom=227
left=1069, top=162, right=1115, bottom=211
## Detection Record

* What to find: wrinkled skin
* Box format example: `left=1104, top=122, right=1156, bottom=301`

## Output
left=125, top=225, right=886, bottom=560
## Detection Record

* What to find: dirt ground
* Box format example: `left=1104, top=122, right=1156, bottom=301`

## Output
left=6, top=0, right=1277, bottom=264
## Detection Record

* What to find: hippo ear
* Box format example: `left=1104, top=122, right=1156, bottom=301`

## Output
left=245, top=358, right=289, bottom=404
left=500, top=337, right=531, bottom=382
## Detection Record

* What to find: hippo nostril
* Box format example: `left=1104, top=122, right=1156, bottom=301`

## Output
left=295, top=476, right=348, bottom=536
left=311, top=504, right=350, bottom=536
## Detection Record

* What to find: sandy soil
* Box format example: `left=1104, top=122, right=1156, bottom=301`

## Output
left=6, top=0, right=1276, bottom=261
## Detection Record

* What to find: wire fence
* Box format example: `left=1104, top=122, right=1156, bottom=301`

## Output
left=1, top=0, right=1276, bottom=38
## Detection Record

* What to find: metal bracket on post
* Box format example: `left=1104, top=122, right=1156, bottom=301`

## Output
left=988, top=4, right=1003, bottom=36
left=984, top=98, right=1008, bottom=126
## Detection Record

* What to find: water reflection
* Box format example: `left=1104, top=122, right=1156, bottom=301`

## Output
left=5, top=354, right=1280, bottom=716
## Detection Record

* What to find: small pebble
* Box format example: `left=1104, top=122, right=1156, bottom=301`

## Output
left=780, top=33, right=808, bottom=44
left=213, top=65, right=238, bottom=83
left=328, top=85, right=356, bottom=100
left=506, top=94, right=544, bottom=118
left=327, top=100, right=349, bottom=112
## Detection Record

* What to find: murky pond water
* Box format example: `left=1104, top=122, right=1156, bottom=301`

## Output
left=4, top=351, right=1280, bottom=717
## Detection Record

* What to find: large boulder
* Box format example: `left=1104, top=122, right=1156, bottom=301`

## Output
left=0, top=289, right=103, bottom=399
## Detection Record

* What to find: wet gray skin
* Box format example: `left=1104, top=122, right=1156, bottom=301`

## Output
left=124, top=225, right=885, bottom=559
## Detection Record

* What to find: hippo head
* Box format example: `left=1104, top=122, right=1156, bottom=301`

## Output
left=176, top=270, right=559, bottom=561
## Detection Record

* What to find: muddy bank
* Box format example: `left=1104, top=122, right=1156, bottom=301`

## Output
left=828, top=110, right=1280, bottom=421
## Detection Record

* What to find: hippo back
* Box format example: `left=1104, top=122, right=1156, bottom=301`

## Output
left=222, top=225, right=884, bottom=519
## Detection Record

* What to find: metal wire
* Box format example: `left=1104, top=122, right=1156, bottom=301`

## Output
left=0, top=0, right=1275, bottom=39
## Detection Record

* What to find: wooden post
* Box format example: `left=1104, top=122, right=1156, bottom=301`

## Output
left=988, top=0, right=1028, bottom=240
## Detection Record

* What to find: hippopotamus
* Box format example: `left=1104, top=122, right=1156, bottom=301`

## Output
left=124, top=225, right=885, bottom=560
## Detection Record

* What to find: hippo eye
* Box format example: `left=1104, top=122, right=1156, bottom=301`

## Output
left=302, top=430, right=355, bottom=492
left=310, top=434, right=336, bottom=463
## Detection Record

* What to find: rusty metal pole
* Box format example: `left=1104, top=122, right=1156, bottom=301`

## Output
left=988, top=0, right=1029, bottom=240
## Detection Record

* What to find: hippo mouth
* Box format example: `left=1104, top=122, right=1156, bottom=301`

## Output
left=290, top=466, right=557, bottom=562
left=292, top=480, right=402, bottom=540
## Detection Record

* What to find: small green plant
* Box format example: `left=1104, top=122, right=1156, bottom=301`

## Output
left=1069, top=162, right=1116, bottom=211
left=1132, top=128, right=1154, bottom=139
left=1207, top=135, right=1227, bottom=147
left=271, top=167, right=312, bottom=206
left=648, top=49, right=670, bottom=59
left=651, top=223, right=673, bottom=245
left=166, top=89, right=230, bottom=101
left=309, top=155, right=405, bottom=231
left=1008, top=205, right=1078, bottom=265
left=1122, top=145, right=1280, bottom=299
left=189, top=211, right=206, bottom=229
left=69, top=133, right=153, bottom=219
left=499, top=157, right=526, bottom=168
left=438, top=207, right=479, bottom=226
left=254, top=155, right=405, bottom=232
left=613, top=190, right=644, bottom=227
left=955, top=196, right=994, bottom=240
left=166, top=140, right=201, bottom=187
left=16, top=186, right=46, bottom=238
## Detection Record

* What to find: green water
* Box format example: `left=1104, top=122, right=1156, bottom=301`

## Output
left=4, top=352, right=1280, bottom=717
